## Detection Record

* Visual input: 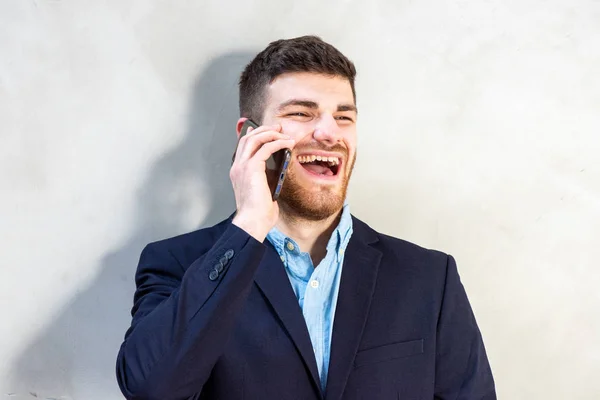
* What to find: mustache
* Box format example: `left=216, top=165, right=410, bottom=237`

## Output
left=292, top=143, right=348, bottom=157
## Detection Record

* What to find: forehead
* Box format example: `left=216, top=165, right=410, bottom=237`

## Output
left=266, top=72, right=354, bottom=107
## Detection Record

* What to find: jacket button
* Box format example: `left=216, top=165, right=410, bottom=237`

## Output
left=224, top=249, right=234, bottom=259
left=219, top=256, right=228, bottom=266
left=215, top=262, right=224, bottom=273
left=209, top=270, right=219, bottom=281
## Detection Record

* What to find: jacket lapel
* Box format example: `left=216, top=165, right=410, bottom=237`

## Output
left=254, top=243, right=323, bottom=399
left=325, top=216, right=382, bottom=400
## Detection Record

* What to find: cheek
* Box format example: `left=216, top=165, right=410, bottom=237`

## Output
left=282, top=122, right=314, bottom=142
left=342, top=127, right=357, bottom=145
left=343, top=137, right=357, bottom=154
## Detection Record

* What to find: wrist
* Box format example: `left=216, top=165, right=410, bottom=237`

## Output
left=232, top=214, right=269, bottom=243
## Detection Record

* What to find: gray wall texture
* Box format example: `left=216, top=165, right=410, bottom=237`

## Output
left=1, top=0, right=599, bottom=399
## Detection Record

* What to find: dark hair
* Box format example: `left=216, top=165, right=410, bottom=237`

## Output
left=238, top=35, right=357, bottom=123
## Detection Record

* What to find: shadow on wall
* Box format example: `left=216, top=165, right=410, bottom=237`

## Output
left=9, top=52, right=254, bottom=399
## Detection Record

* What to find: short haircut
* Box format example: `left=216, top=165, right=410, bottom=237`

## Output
left=239, top=35, right=357, bottom=123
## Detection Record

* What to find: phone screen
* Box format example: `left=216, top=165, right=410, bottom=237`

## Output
left=232, top=119, right=291, bottom=201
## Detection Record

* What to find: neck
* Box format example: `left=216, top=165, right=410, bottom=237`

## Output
left=275, top=206, right=343, bottom=266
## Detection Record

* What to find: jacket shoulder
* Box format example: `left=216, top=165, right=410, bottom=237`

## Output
left=143, top=216, right=233, bottom=266
left=377, top=231, right=448, bottom=261
left=352, top=215, right=450, bottom=270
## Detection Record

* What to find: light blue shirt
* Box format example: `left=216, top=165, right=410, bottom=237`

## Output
left=266, top=203, right=353, bottom=392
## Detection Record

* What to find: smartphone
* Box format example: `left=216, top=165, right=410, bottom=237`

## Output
left=232, top=119, right=292, bottom=201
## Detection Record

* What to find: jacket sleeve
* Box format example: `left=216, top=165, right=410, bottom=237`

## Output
left=116, top=223, right=266, bottom=400
left=434, top=255, right=497, bottom=400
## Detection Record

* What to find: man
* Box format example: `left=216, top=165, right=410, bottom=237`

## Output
left=116, top=36, right=496, bottom=400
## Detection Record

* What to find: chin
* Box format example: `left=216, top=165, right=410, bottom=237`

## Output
left=278, top=154, right=355, bottom=221
left=278, top=183, right=347, bottom=221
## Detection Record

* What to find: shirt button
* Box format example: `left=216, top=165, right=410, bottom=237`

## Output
left=286, top=242, right=295, bottom=251
left=310, top=280, right=319, bottom=289
left=280, top=255, right=285, bottom=262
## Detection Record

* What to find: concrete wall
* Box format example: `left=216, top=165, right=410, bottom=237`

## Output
left=2, top=0, right=599, bottom=399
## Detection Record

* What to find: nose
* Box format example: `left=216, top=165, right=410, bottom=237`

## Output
left=312, top=114, right=342, bottom=145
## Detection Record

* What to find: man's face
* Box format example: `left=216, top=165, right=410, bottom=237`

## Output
left=261, top=72, right=357, bottom=220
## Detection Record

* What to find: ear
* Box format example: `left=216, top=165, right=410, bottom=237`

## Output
left=236, top=118, right=249, bottom=138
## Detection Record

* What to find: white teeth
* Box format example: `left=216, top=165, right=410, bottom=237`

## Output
left=297, top=155, right=341, bottom=164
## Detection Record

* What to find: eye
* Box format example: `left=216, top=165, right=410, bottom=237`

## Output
left=287, top=112, right=309, bottom=117
left=335, top=115, right=354, bottom=122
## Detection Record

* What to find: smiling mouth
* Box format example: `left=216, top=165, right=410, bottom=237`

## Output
left=297, top=155, right=340, bottom=176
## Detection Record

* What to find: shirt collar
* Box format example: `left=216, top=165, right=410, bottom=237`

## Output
left=267, top=202, right=353, bottom=260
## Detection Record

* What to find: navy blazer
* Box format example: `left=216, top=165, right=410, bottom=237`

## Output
left=116, top=215, right=496, bottom=400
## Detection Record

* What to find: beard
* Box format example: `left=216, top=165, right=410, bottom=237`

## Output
left=277, top=151, right=356, bottom=221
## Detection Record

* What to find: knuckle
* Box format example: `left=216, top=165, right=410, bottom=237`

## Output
left=246, top=135, right=260, bottom=145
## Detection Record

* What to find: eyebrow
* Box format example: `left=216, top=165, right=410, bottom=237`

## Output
left=337, top=104, right=358, bottom=113
left=276, top=99, right=358, bottom=114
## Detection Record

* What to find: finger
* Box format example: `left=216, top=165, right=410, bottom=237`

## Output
left=244, top=124, right=280, bottom=138
left=253, top=138, right=296, bottom=163
left=234, top=125, right=282, bottom=162
left=238, top=130, right=291, bottom=161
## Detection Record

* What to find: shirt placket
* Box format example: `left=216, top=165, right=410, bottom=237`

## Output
left=317, top=256, right=335, bottom=387
left=303, top=254, right=323, bottom=377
